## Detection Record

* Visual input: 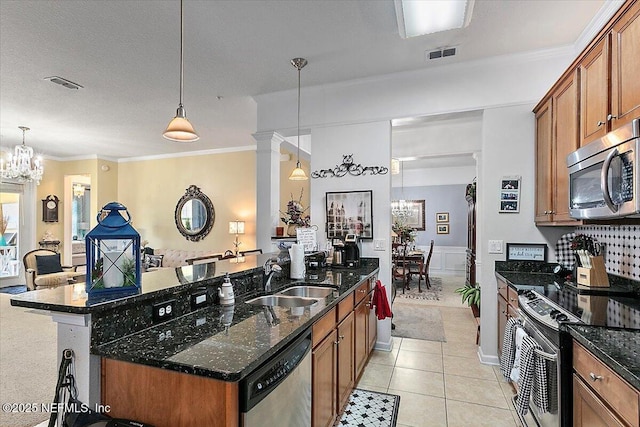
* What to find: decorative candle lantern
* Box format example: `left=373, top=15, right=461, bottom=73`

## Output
left=85, top=202, right=141, bottom=298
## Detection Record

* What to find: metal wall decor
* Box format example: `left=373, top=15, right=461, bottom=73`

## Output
left=175, top=185, right=215, bottom=241
left=311, top=154, right=388, bottom=179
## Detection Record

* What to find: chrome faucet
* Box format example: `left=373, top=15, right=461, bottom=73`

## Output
left=263, top=258, right=282, bottom=292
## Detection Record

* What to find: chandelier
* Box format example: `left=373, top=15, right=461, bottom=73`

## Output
left=73, top=183, right=86, bottom=198
left=391, top=159, right=411, bottom=218
left=0, top=126, right=44, bottom=185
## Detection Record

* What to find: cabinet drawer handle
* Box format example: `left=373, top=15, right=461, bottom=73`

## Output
left=339, top=335, right=345, bottom=340
left=607, top=114, right=617, bottom=121
left=509, top=298, right=516, bottom=302
left=365, top=303, right=371, bottom=308
left=359, top=289, right=366, bottom=293
left=589, top=372, right=603, bottom=381
left=549, top=210, right=555, bottom=214
left=597, top=120, right=605, bottom=127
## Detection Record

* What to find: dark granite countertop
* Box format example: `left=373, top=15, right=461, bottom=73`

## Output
left=10, top=252, right=290, bottom=314
left=93, top=263, right=379, bottom=382
left=565, top=325, right=640, bottom=391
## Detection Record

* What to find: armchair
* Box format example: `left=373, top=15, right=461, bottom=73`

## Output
left=23, top=249, right=84, bottom=290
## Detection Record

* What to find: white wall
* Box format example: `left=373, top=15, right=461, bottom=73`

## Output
left=255, top=48, right=578, bottom=359
left=310, top=121, right=393, bottom=350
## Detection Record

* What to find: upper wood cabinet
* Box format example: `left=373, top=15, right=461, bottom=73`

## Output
left=534, top=72, right=580, bottom=226
left=579, top=0, right=640, bottom=146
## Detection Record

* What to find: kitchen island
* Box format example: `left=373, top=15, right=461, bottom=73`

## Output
left=11, top=253, right=380, bottom=426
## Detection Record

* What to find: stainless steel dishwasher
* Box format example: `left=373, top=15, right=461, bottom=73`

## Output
left=240, top=330, right=312, bottom=426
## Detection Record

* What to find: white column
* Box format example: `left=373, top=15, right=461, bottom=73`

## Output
left=254, top=131, right=284, bottom=254
left=51, top=312, right=101, bottom=406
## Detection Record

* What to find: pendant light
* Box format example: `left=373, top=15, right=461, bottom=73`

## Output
left=289, top=58, right=308, bottom=180
left=0, top=126, right=44, bottom=184
left=163, top=0, right=199, bottom=142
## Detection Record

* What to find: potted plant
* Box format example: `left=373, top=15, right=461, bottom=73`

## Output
left=455, top=282, right=480, bottom=317
left=280, top=189, right=310, bottom=236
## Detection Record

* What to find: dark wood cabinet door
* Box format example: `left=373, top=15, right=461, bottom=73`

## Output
left=497, top=296, right=508, bottom=359
left=337, top=312, right=355, bottom=413
left=367, top=290, right=377, bottom=354
left=354, top=299, right=368, bottom=380
left=535, top=99, right=553, bottom=223
left=553, top=71, right=579, bottom=223
left=611, top=0, right=640, bottom=129
left=313, top=331, right=338, bottom=427
left=579, top=36, right=610, bottom=146
left=573, top=375, right=626, bottom=427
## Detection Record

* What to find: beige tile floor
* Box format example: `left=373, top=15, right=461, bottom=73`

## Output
left=357, top=275, right=523, bottom=427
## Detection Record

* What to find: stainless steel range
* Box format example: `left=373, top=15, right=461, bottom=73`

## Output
left=514, top=283, right=639, bottom=427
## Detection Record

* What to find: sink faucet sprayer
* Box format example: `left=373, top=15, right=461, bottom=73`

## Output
left=263, top=258, right=282, bottom=292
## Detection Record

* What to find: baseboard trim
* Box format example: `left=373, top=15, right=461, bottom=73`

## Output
left=477, top=346, right=499, bottom=366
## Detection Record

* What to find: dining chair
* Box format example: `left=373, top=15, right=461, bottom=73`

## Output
left=422, top=240, right=435, bottom=289
left=392, top=242, right=410, bottom=293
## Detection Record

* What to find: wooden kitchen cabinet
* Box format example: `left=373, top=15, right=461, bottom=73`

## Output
left=312, top=329, right=338, bottom=427
left=367, top=289, right=377, bottom=355
left=534, top=71, right=580, bottom=225
left=497, top=277, right=518, bottom=359
left=354, top=295, right=368, bottom=379
left=579, top=0, right=640, bottom=146
left=572, top=341, right=640, bottom=427
left=337, top=312, right=355, bottom=412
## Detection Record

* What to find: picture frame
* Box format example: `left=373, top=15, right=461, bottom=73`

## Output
left=436, top=212, right=449, bottom=223
left=326, top=190, right=373, bottom=240
left=506, top=243, right=547, bottom=262
left=436, top=224, right=449, bottom=234
left=391, top=199, right=425, bottom=231
left=499, top=175, right=521, bottom=213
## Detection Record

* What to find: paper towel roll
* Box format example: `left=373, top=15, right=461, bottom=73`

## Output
left=289, top=244, right=306, bottom=279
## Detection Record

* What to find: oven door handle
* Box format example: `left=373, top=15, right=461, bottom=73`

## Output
left=600, top=147, right=619, bottom=213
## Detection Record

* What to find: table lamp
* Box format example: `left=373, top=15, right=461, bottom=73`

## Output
left=229, top=221, right=245, bottom=256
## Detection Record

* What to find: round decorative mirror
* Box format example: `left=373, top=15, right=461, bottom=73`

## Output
left=175, top=185, right=215, bottom=241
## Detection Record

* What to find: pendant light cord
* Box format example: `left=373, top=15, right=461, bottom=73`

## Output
left=297, top=65, right=301, bottom=165
left=179, top=0, right=184, bottom=107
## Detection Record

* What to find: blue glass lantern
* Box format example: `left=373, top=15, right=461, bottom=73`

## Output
left=85, top=202, right=141, bottom=298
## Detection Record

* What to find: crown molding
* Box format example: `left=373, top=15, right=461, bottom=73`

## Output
left=44, top=154, right=119, bottom=162
left=117, top=145, right=256, bottom=163
left=574, top=0, right=625, bottom=54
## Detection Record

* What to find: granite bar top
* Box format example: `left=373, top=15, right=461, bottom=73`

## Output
left=565, top=325, right=640, bottom=391
left=93, top=263, right=379, bottom=382
left=10, top=252, right=290, bottom=314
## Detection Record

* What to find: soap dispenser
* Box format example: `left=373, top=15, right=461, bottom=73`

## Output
left=218, top=273, right=235, bottom=306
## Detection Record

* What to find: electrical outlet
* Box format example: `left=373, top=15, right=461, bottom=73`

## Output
left=190, top=289, right=208, bottom=310
left=373, top=239, right=386, bottom=251
left=488, top=240, right=504, bottom=254
left=153, top=299, right=176, bottom=323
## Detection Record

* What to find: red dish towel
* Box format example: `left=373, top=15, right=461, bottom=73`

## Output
left=373, top=280, right=393, bottom=320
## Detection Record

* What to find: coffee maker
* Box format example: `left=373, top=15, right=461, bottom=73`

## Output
left=344, top=234, right=360, bottom=268
left=332, top=238, right=346, bottom=266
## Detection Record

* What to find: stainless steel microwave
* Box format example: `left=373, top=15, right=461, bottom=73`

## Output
left=566, top=118, right=639, bottom=219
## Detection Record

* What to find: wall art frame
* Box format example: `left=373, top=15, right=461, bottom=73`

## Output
left=499, top=175, right=521, bottom=213
left=436, top=224, right=450, bottom=234
left=436, top=212, right=449, bottom=223
left=326, top=190, right=373, bottom=240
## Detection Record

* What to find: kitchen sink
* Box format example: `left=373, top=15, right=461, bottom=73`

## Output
left=245, top=295, right=319, bottom=308
left=276, top=286, right=337, bottom=298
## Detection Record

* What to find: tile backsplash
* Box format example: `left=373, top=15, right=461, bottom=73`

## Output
left=576, top=225, right=639, bottom=280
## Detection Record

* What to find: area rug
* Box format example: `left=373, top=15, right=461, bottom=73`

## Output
left=395, top=277, right=442, bottom=301
left=0, top=285, right=27, bottom=295
left=391, top=304, right=446, bottom=342
left=334, top=388, right=400, bottom=427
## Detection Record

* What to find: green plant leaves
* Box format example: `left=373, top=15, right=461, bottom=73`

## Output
left=454, top=283, right=480, bottom=308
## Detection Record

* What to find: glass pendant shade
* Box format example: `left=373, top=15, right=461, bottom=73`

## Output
left=163, top=105, right=199, bottom=142
left=289, top=162, right=308, bottom=180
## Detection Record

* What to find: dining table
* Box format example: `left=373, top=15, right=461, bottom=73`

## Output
left=392, top=250, right=425, bottom=291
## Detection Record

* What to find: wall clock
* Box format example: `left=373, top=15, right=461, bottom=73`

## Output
left=42, top=195, right=59, bottom=223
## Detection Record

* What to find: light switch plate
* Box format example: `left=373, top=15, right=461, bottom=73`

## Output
left=488, top=240, right=503, bottom=254
left=373, top=239, right=386, bottom=251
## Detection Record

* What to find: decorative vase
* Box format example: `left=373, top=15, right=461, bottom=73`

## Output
left=287, top=224, right=298, bottom=237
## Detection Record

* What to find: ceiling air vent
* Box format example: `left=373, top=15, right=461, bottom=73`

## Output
left=426, top=47, right=457, bottom=61
left=44, top=76, right=83, bottom=90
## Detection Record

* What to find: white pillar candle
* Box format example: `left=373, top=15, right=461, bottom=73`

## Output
left=103, top=251, right=125, bottom=288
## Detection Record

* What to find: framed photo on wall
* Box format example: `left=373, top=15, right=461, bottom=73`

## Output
left=436, top=224, right=449, bottom=234
left=391, top=199, right=425, bottom=231
left=499, top=175, right=521, bottom=213
left=326, top=190, right=373, bottom=240
left=436, top=212, right=449, bottom=223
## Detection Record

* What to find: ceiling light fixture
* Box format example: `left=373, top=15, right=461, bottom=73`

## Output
left=163, top=0, right=199, bottom=142
left=0, top=126, right=44, bottom=185
left=391, top=160, right=411, bottom=219
left=395, top=0, right=475, bottom=38
left=73, top=183, right=86, bottom=198
left=289, top=57, right=308, bottom=181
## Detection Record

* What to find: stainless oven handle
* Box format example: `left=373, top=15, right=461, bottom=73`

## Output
left=600, top=147, right=619, bottom=213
